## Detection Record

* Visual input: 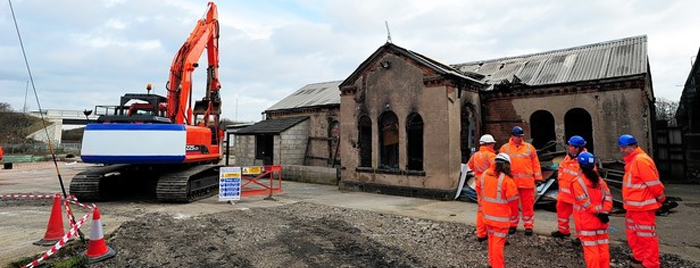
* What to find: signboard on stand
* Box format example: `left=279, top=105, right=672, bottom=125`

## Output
left=219, top=167, right=241, bottom=201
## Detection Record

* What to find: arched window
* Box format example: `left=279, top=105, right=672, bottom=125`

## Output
left=358, top=116, right=372, bottom=167
left=530, top=110, right=557, bottom=152
left=406, top=113, right=424, bottom=171
left=379, top=111, right=399, bottom=169
left=565, top=108, right=594, bottom=152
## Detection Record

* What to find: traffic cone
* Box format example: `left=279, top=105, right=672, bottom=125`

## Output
left=33, top=194, right=65, bottom=246
left=84, top=206, right=117, bottom=263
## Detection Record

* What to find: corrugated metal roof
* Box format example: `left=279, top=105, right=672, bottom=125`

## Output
left=235, top=116, right=309, bottom=135
left=265, top=81, right=343, bottom=112
left=452, top=35, right=648, bottom=90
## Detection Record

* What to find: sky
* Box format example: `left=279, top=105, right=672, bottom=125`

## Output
left=1, top=0, right=699, bottom=123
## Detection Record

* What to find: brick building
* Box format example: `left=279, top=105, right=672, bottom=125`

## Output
left=235, top=35, right=656, bottom=197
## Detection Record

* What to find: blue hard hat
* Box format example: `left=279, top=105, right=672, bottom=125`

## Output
left=511, top=126, right=524, bottom=136
left=618, top=134, right=637, bottom=146
left=568, top=135, right=586, bottom=147
left=577, top=151, right=596, bottom=168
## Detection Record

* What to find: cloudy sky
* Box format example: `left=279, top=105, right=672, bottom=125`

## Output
left=1, top=0, right=699, bottom=122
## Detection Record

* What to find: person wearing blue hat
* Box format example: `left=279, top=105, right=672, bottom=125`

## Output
left=572, top=152, right=613, bottom=268
left=499, top=126, right=542, bottom=236
left=618, top=134, right=665, bottom=268
left=551, top=136, right=588, bottom=242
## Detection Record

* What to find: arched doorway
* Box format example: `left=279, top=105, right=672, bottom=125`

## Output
left=565, top=108, right=594, bottom=153
left=460, top=103, right=477, bottom=163
left=530, top=110, right=556, bottom=151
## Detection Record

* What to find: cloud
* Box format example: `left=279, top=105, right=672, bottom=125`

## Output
left=1, top=0, right=699, bottom=123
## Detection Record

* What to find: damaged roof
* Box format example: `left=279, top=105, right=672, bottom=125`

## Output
left=340, top=42, right=485, bottom=88
left=452, top=35, right=648, bottom=90
left=265, top=81, right=342, bottom=113
left=235, top=116, right=309, bottom=135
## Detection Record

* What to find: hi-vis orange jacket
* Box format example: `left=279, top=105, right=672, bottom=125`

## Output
left=499, top=138, right=542, bottom=188
left=557, top=149, right=593, bottom=204
left=573, top=175, right=613, bottom=227
left=477, top=167, right=519, bottom=228
left=622, top=147, right=665, bottom=211
left=468, top=146, right=496, bottom=178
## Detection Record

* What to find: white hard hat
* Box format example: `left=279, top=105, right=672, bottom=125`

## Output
left=495, top=153, right=511, bottom=163
left=479, top=134, right=496, bottom=145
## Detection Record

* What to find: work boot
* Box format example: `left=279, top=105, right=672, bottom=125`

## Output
left=629, top=257, right=644, bottom=268
left=477, top=236, right=488, bottom=243
left=524, top=228, right=533, bottom=236
left=551, top=231, right=570, bottom=238
left=508, top=227, right=516, bottom=234
left=571, top=238, right=581, bottom=247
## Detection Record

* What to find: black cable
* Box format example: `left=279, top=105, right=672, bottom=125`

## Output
left=8, top=0, right=85, bottom=243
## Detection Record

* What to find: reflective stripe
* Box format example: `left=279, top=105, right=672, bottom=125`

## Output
left=483, top=214, right=510, bottom=223
left=579, top=230, right=596, bottom=236
left=575, top=194, right=586, bottom=201
left=625, top=198, right=658, bottom=207
left=481, top=173, right=508, bottom=204
left=559, top=188, right=571, bottom=194
left=636, top=224, right=655, bottom=231
left=582, top=240, right=598, bottom=246
left=488, top=230, right=508, bottom=238
left=507, top=196, right=520, bottom=202
left=557, top=218, right=569, bottom=223
left=533, top=172, right=541, bottom=176
left=597, top=239, right=609, bottom=244
left=581, top=201, right=591, bottom=209
left=637, top=232, right=656, bottom=237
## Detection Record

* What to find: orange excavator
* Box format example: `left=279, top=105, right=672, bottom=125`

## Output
left=70, top=2, right=223, bottom=202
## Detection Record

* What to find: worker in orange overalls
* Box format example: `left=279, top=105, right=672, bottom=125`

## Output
left=468, top=134, right=497, bottom=242
left=572, top=152, right=613, bottom=268
left=619, top=134, right=665, bottom=268
left=552, top=136, right=587, bottom=240
left=499, top=126, right=542, bottom=235
left=478, top=153, right=519, bottom=268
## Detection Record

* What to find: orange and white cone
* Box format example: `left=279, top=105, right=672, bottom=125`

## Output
left=33, top=194, right=65, bottom=246
left=84, top=206, right=116, bottom=263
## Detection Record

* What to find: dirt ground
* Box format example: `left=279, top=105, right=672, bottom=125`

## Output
left=76, top=202, right=698, bottom=268
left=2, top=162, right=700, bottom=268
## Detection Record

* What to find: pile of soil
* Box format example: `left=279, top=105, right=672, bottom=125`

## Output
left=87, top=202, right=699, bottom=268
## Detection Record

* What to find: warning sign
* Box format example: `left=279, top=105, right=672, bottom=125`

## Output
left=219, top=167, right=241, bottom=201
left=242, top=166, right=263, bottom=175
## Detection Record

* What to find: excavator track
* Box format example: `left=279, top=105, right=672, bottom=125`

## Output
left=69, top=164, right=220, bottom=203
left=156, top=164, right=221, bottom=203
left=69, top=164, right=130, bottom=201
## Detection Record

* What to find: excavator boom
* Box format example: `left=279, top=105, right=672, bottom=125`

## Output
left=72, top=2, right=224, bottom=203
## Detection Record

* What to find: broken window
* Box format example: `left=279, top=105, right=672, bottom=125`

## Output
left=406, top=113, right=424, bottom=171
left=379, top=111, right=399, bottom=169
left=358, top=115, right=372, bottom=167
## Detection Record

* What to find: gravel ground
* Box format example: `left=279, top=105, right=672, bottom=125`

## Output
left=79, top=202, right=700, bottom=268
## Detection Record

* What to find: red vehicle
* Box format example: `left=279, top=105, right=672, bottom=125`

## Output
left=70, top=2, right=223, bottom=202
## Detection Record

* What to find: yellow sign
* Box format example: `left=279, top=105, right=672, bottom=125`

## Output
left=221, top=172, right=241, bottom=178
left=242, top=166, right=263, bottom=175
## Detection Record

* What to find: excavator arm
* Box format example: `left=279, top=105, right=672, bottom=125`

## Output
left=166, top=1, right=221, bottom=126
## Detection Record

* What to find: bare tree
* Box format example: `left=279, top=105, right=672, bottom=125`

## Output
left=655, top=97, right=679, bottom=126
